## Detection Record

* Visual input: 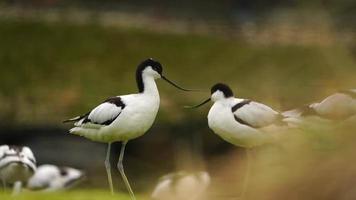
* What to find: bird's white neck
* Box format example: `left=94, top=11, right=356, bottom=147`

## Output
left=142, top=75, right=159, bottom=96
left=214, top=97, right=235, bottom=106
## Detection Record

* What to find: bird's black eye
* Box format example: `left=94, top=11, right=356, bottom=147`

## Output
left=152, top=64, right=163, bottom=75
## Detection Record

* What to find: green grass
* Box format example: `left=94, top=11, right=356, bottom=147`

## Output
left=0, top=190, right=146, bottom=200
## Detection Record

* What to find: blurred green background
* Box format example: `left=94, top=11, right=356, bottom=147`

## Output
left=0, top=0, right=355, bottom=199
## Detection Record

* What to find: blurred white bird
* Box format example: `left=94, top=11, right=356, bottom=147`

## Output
left=151, top=171, right=210, bottom=200
left=27, top=164, right=84, bottom=192
left=0, top=145, right=37, bottom=195
left=283, top=89, right=356, bottom=124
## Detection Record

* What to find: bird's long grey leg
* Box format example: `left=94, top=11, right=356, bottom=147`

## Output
left=117, top=141, right=136, bottom=200
left=105, top=143, right=114, bottom=195
left=11, top=181, right=22, bottom=196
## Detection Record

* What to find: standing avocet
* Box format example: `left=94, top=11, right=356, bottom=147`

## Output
left=63, top=58, right=194, bottom=199
left=284, top=89, right=356, bottom=122
left=0, top=145, right=36, bottom=195
left=186, top=83, right=289, bottom=196
left=27, top=164, right=84, bottom=191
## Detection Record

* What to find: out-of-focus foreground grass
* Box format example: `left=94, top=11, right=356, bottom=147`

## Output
left=208, top=120, right=356, bottom=200
left=0, top=190, right=142, bottom=200
left=1, top=121, right=355, bottom=199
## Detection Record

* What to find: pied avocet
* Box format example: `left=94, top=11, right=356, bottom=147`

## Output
left=186, top=83, right=288, bottom=148
left=186, top=83, right=290, bottom=197
left=63, top=58, right=194, bottom=199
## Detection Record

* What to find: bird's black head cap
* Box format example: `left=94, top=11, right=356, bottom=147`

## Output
left=137, top=58, right=163, bottom=75
left=136, top=58, right=162, bottom=93
left=211, top=83, right=234, bottom=98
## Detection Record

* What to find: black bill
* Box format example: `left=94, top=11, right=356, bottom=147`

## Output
left=161, top=75, right=199, bottom=92
left=184, top=98, right=211, bottom=109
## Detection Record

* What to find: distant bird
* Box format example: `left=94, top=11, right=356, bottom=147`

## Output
left=27, top=164, right=84, bottom=191
left=63, top=58, right=195, bottom=199
left=284, top=89, right=356, bottom=123
left=0, top=145, right=36, bottom=195
left=151, top=171, right=210, bottom=200
left=185, top=83, right=289, bottom=196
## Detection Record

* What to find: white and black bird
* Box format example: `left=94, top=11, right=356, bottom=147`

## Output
left=186, top=83, right=289, bottom=197
left=151, top=171, right=210, bottom=200
left=0, top=145, right=36, bottom=194
left=27, top=164, right=84, bottom=192
left=284, top=89, right=356, bottom=123
left=63, top=58, right=194, bottom=199
left=186, top=83, right=288, bottom=148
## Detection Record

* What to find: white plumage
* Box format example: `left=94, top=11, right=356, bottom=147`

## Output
left=151, top=171, right=210, bottom=200
left=232, top=99, right=281, bottom=128
left=284, top=89, right=356, bottom=122
left=27, top=164, right=84, bottom=191
left=186, top=83, right=290, bottom=197
left=188, top=83, right=288, bottom=148
left=64, top=59, right=194, bottom=198
left=69, top=93, right=160, bottom=142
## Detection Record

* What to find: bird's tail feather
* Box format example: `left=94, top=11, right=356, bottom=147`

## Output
left=63, top=112, right=90, bottom=123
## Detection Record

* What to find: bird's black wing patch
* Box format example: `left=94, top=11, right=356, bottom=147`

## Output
left=231, top=100, right=255, bottom=128
left=63, top=97, right=126, bottom=126
left=234, top=115, right=255, bottom=128
left=87, top=96, right=126, bottom=125
left=104, top=96, right=126, bottom=108
left=231, top=100, right=252, bottom=112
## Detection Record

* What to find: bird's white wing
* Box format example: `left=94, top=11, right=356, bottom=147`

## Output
left=67, top=96, right=126, bottom=126
left=232, top=99, right=281, bottom=128
left=87, top=102, right=123, bottom=125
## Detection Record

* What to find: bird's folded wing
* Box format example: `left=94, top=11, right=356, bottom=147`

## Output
left=65, top=96, right=126, bottom=126
left=233, top=101, right=280, bottom=128
left=86, top=102, right=123, bottom=125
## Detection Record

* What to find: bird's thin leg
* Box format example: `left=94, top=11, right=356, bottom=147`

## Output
left=105, top=142, right=114, bottom=195
left=117, top=141, right=136, bottom=200
left=11, top=181, right=22, bottom=196
left=240, top=149, right=251, bottom=199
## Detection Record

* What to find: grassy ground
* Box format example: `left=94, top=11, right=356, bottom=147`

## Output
left=0, top=190, right=138, bottom=200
